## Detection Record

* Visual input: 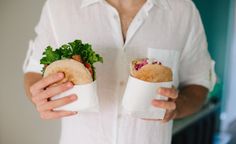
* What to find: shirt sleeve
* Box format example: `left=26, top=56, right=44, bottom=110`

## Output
left=179, top=3, right=216, bottom=91
left=23, top=1, right=57, bottom=74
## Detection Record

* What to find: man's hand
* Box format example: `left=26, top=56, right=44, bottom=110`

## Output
left=143, top=85, right=208, bottom=122
left=153, top=87, right=179, bottom=122
left=26, top=72, right=78, bottom=120
left=142, top=87, right=178, bottom=123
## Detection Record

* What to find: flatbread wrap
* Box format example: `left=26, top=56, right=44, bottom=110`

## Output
left=130, top=58, right=172, bottom=83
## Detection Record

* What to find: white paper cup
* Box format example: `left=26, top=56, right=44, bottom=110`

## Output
left=122, top=76, right=172, bottom=119
left=51, top=81, right=99, bottom=112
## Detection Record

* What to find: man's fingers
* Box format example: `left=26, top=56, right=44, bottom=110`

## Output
left=162, top=110, right=177, bottom=123
left=40, top=110, right=78, bottom=120
left=37, top=94, right=77, bottom=112
left=158, top=87, right=178, bottom=99
left=38, top=82, right=73, bottom=100
left=152, top=100, right=176, bottom=110
left=32, top=81, right=73, bottom=104
left=32, top=98, right=47, bottom=106
left=31, top=73, right=64, bottom=94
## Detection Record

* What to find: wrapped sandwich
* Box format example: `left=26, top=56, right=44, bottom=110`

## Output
left=40, top=39, right=103, bottom=84
left=130, top=58, right=172, bottom=83
left=122, top=58, right=173, bottom=119
left=40, top=40, right=103, bottom=112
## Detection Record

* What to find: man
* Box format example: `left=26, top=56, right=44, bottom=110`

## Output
left=23, top=0, right=215, bottom=143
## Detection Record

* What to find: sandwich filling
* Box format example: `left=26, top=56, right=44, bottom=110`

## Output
left=132, top=58, right=162, bottom=71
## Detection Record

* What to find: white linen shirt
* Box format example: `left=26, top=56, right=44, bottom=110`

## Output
left=23, top=0, right=215, bottom=144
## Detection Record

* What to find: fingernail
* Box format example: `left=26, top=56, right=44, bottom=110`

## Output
left=58, top=73, right=64, bottom=78
left=67, top=82, right=73, bottom=88
left=70, top=95, right=77, bottom=100
left=158, top=88, right=162, bottom=94
left=151, top=100, right=157, bottom=105
left=73, top=111, right=78, bottom=114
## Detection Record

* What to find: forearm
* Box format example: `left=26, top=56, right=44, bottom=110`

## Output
left=24, top=72, right=42, bottom=101
left=175, top=85, right=208, bottom=119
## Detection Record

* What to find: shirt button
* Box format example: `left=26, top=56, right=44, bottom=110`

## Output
left=120, top=81, right=125, bottom=86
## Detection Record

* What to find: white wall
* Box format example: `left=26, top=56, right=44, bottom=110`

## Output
left=0, top=0, right=61, bottom=144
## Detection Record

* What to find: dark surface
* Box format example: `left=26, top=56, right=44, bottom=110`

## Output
left=172, top=107, right=219, bottom=144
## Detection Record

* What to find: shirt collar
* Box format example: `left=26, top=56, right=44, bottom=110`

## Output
left=80, top=0, right=171, bottom=9
left=151, top=0, right=171, bottom=9
left=80, top=0, right=102, bottom=8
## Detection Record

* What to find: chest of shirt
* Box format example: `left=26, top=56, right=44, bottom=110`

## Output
left=48, top=4, right=189, bottom=87
left=50, top=4, right=189, bottom=56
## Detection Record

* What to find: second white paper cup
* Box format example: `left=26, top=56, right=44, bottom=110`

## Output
left=51, top=81, right=99, bottom=112
left=122, top=76, right=172, bottom=119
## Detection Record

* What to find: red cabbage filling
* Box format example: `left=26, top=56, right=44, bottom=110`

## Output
left=134, top=59, right=162, bottom=71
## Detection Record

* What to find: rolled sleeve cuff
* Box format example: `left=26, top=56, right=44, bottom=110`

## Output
left=179, top=60, right=217, bottom=91
left=23, top=58, right=42, bottom=74
left=22, top=41, right=42, bottom=74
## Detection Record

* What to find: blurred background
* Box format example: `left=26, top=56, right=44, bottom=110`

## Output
left=0, top=0, right=235, bottom=144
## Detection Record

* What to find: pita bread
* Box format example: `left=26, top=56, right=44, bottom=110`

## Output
left=44, top=59, right=93, bottom=85
left=131, top=64, right=172, bottom=83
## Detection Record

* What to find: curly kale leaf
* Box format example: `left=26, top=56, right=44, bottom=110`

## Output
left=40, top=46, right=61, bottom=65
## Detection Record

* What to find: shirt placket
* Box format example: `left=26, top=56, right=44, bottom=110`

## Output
left=104, top=0, right=154, bottom=49
left=104, top=2, right=124, bottom=49
left=103, top=2, right=154, bottom=144
left=124, top=1, right=154, bottom=49
left=115, top=3, right=155, bottom=144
